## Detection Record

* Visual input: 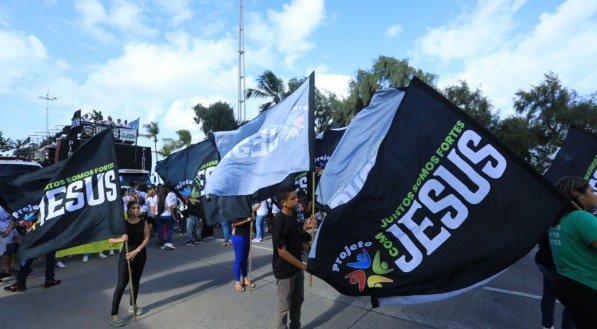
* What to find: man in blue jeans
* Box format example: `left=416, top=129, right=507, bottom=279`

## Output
left=4, top=251, right=61, bottom=292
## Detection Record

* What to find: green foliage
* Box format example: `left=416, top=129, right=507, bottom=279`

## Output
left=193, top=101, right=237, bottom=136
left=0, top=131, right=13, bottom=151
left=443, top=80, right=499, bottom=131
left=246, top=70, right=286, bottom=112
left=512, top=72, right=597, bottom=172
left=141, top=121, right=160, bottom=160
left=344, top=56, right=437, bottom=117
left=161, top=129, right=192, bottom=153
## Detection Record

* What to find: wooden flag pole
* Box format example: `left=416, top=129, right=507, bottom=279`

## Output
left=309, top=171, right=317, bottom=287
left=248, top=214, right=254, bottom=292
left=124, top=242, right=137, bottom=321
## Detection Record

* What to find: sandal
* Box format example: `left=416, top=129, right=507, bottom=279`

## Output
left=234, top=284, right=245, bottom=292
left=3, top=283, right=26, bottom=292
left=243, top=280, right=256, bottom=289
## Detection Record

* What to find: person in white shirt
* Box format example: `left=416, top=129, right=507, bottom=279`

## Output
left=252, top=200, right=269, bottom=242
left=155, top=186, right=177, bottom=250
left=144, top=189, right=157, bottom=235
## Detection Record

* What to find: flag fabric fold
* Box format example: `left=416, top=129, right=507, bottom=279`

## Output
left=316, top=89, right=404, bottom=210
left=155, top=139, right=251, bottom=225
left=0, top=129, right=125, bottom=261
left=205, top=73, right=315, bottom=198
left=307, top=77, right=568, bottom=306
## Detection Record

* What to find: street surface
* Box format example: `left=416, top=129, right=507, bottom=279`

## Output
left=0, top=227, right=563, bottom=329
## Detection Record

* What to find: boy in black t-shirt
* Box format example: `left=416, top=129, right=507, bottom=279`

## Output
left=271, top=187, right=316, bottom=329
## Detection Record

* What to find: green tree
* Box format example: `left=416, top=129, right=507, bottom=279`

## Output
left=246, top=70, right=286, bottom=112
left=162, top=129, right=193, bottom=152
left=158, top=143, right=174, bottom=157
left=443, top=80, right=499, bottom=131
left=141, top=121, right=160, bottom=161
left=0, top=131, right=13, bottom=151
left=513, top=72, right=597, bottom=172
left=193, top=101, right=237, bottom=136
left=344, top=55, right=438, bottom=119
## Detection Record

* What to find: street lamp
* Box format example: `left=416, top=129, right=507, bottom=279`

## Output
left=38, top=91, right=57, bottom=138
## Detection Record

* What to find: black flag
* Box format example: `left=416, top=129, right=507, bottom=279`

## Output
left=291, top=127, right=347, bottom=199
left=155, top=139, right=251, bottom=225
left=307, top=77, right=568, bottom=306
left=544, top=126, right=596, bottom=191
left=0, top=129, right=124, bottom=261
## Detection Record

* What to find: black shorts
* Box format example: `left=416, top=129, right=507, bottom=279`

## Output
left=5, top=243, right=18, bottom=255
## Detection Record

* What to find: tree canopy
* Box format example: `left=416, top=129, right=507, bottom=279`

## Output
left=193, top=101, right=237, bottom=136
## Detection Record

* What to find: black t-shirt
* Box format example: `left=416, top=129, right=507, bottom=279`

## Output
left=271, top=211, right=303, bottom=279
left=126, top=218, right=146, bottom=251
left=233, top=219, right=251, bottom=237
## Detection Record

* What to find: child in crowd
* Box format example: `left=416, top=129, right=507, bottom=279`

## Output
left=271, top=187, right=316, bottom=329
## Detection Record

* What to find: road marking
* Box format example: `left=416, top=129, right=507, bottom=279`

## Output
left=248, top=240, right=549, bottom=303
left=252, top=244, right=274, bottom=251
left=483, top=286, right=556, bottom=302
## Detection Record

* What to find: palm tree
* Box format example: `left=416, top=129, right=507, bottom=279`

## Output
left=246, top=70, right=286, bottom=112
left=141, top=121, right=160, bottom=161
left=175, top=130, right=192, bottom=148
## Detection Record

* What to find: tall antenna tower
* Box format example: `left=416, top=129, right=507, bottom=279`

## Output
left=237, top=0, right=246, bottom=124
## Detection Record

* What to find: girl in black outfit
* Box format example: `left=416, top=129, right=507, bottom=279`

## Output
left=109, top=201, right=150, bottom=327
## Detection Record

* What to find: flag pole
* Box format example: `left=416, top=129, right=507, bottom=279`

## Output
left=309, top=171, right=316, bottom=287
left=248, top=213, right=254, bottom=292
left=124, top=242, right=137, bottom=321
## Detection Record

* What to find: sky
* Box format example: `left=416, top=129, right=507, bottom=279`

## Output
left=1, top=0, right=595, bottom=155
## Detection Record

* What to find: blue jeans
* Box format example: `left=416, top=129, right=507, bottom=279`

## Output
left=221, top=221, right=231, bottom=243
left=255, top=215, right=266, bottom=240
left=231, top=234, right=250, bottom=281
left=156, top=215, right=174, bottom=244
left=536, top=262, right=575, bottom=329
left=186, top=215, right=199, bottom=241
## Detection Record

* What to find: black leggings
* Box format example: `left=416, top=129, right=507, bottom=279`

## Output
left=111, top=250, right=146, bottom=316
left=555, top=273, right=597, bottom=329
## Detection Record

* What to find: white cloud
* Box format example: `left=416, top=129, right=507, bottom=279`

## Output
left=419, top=0, right=597, bottom=115
left=384, top=23, right=402, bottom=38
left=154, top=0, right=194, bottom=26
left=0, top=31, right=50, bottom=92
left=316, top=73, right=351, bottom=99
left=417, top=0, right=527, bottom=61
left=74, top=0, right=158, bottom=43
left=246, top=0, right=326, bottom=66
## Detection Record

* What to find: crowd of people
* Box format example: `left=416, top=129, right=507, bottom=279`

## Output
left=1, top=176, right=596, bottom=328
left=81, top=113, right=132, bottom=128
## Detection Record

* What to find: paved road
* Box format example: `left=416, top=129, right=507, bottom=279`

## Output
left=0, top=228, right=565, bottom=329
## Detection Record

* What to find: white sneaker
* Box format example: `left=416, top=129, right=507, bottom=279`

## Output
left=164, top=242, right=176, bottom=250
left=98, top=252, right=107, bottom=259
left=82, top=255, right=88, bottom=262
left=251, top=238, right=261, bottom=243
left=109, top=250, right=115, bottom=256
left=56, top=261, right=66, bottom=269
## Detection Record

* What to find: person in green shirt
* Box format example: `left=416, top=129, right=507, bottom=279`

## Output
left=549, top=176, right=597, bottom=329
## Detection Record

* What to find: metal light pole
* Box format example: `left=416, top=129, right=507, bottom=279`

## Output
left=38, top=91, right=57, bottom=138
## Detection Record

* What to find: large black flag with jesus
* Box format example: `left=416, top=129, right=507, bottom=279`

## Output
left=307, top=77, right=568, bottom=306
left=0, top=129, right=124, bottom=261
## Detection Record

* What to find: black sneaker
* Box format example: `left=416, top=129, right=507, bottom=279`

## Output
left=193, top=239, right=204, bottom=244
left=43, top=279, right=61, bottom=289
left=186, top=240, right=195, bottom=246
